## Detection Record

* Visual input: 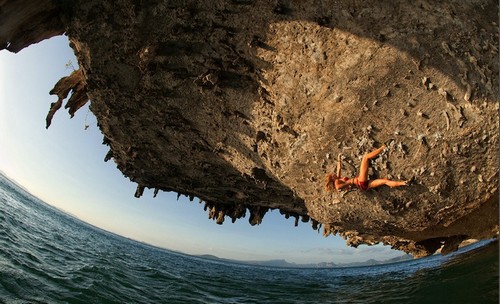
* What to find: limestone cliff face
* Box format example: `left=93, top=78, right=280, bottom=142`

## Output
left=2, top=0, right=498, bottom=257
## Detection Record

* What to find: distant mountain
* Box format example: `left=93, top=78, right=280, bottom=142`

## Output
left=196, top=254, right=413, bottom=269
left=0, top=171, right=32, bottom=194
left=332, top=255, right=413, bottom=268
left=197, top=255, right=300, bottom=268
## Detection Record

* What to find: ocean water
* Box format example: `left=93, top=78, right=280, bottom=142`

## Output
left=0, top=173, right=498, bottom=304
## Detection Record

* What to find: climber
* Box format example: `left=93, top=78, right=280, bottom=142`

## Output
left=325, top=144, right=408, bottom=192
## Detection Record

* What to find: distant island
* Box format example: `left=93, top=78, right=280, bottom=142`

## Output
left=196, top=254, right=413, bottom=269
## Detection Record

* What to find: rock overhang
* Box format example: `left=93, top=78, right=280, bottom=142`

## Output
left=2, top=0, right=498, bottom=257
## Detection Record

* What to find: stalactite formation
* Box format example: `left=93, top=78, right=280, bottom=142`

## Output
left=46, top=69, right=89, bottom=128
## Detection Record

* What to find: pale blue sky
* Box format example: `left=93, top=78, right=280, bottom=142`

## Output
left=0, top=35, right=404, bottom=264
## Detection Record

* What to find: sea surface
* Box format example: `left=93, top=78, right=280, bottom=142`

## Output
left=0, top=173, right=498, bottom=304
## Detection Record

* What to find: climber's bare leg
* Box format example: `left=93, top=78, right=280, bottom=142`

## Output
left=358, top=145, right=386, bottom=181
left=368, top=178, right=407, bottom=189
left=368, top=178, right=406, bottom=189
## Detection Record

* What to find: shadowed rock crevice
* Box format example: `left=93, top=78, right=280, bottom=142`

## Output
left=1, top=0, right=498, bottom=257
left=0, top=0, right=66, bottom=53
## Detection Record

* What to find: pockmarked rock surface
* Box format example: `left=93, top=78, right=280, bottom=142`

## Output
left=2, top=0, right=498, bottom=257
